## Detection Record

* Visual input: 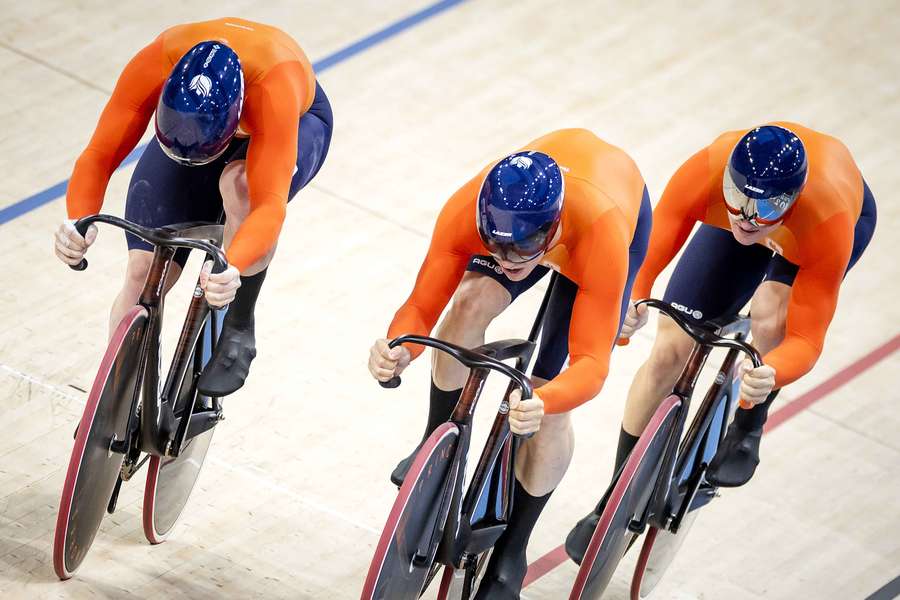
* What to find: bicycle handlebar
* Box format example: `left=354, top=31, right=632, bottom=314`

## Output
left=379, top=334, right=533, bottom=400
left=636, top=299, right=762, bottom=368
left=70, top=215, right=227, bottom=274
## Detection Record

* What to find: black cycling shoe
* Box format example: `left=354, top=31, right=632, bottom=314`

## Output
left=389, top=445, right=420, bottom=487
left=705, top=422, right=762, bottom=488
left=474, top=570, right=525, bottom=600
left=197, top=320, right=256, bottom=397
left=565, top=508, right=602, bottom=566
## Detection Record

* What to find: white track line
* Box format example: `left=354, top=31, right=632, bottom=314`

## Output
left=1, top=362, right=379, bottom=536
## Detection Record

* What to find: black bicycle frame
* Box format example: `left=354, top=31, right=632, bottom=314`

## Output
left=72, top=215, right=226, bottom=458
left=385, top=272, right=559, bottom=579
left=631, top=307, right=756, bottom=534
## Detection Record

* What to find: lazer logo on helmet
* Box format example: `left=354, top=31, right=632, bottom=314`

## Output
left=743, top=184, right=765, bottom=194
left=491, top=230, right=513, bottom=237
left=203, top=44, right=221, bottom=68
left=670, top=302, right=703, bottom=320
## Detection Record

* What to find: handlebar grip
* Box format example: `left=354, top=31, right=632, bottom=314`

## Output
left=211, top=259, right=228, bottom=275
left=380, top=376, right=401, bottom=389
left=69, top=219, right=93, bottom=271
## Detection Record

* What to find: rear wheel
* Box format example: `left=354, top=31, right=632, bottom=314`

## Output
left=436, top=551, right=492, bottom=599
left=53, top=306, right=147, bottom=580
left=143, top=315, right=219, bottom=543
left=630, top=509, right=700, bottom=599
left=569, top=395, right=682, bottom=600
left=361, top=423, right=460, bottom=600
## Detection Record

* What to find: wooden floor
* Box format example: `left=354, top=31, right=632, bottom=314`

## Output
left=1, top=1, right=898, bottom=598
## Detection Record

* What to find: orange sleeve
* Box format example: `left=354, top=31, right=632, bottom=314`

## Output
left=66, top=37, right=168, bottom=218
left=226, top=63, right=309, bottom=272
left=386, top=177, right=481, bottom=361
left=765, top=213, right=854, bottom=387
left=631, top=148, right=711, bottom=299
left=536, top=212, right=629, bottom=414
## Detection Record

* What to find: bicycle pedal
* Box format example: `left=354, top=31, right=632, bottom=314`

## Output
left=107, top=433, right=130, bottom=457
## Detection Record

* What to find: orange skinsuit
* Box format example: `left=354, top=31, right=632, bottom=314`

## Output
left=65, top=18, right=316, bottom=272
left=388, top=129, right=647, bottom=414
left=633, top=122, right=864, bottom=388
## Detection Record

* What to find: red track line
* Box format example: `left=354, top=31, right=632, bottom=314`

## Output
left=523, top=544, right=568, bottom=588
left=522, top=332, right=900, bottom=590
left=765, top=333, right=900, bottom=432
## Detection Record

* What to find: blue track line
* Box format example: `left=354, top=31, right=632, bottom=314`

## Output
left=0, top=0, right=466, bottom=227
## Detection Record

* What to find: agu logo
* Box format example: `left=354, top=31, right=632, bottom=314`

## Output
left=189, top=74, right=213, bottom=98
left=472, top=256, right=503, bottom=275
left=670, top=301, right=703, bottom=320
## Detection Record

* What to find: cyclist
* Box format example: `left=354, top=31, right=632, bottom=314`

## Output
left=367, top=128, right=652, bottom=599
left=566, top=122, right=877, bottom=562
left=53, top=17, right=333, bottom=396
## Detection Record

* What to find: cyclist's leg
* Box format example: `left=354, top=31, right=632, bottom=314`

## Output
left=710, top=179, right=877, bottom=486
left=390, top=257, right=549, bottom=485
left=621, top=224, right=771, bottom=438
left=199, top=81, right=333, bottom=396
left=113, top=139, right=231, bottom=337
left=475, top=273, right=575, bottom=600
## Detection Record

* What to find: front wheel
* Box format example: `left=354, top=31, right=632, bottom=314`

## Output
left=361, top=422, right=460, bottom=600
left=569, top=395, right=682, bottom=600
left=53, top=306, right=147, bottom=579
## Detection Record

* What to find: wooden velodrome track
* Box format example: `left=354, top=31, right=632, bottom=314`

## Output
left=1, top=1, right=898, bottom=598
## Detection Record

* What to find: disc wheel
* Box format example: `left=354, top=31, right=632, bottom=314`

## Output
left=143, top=316, right=218, bottom=543
left=361, top=423, right=460, bottom=600
left=569, top=395, right=682, bottom=600
left=53, top=306, right=147, bottom=579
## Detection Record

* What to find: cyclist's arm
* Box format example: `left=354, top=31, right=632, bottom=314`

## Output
left=225, top=64, right=309, bottom=273
left=631, top=148, right=710, bottom=299
left=67, top=36, right=169, bottom=219
left=536, top=214, right=629, bottom=413
left=764, top=213, right=854, bottom=387
left=387, top=177, right=481, bottom=360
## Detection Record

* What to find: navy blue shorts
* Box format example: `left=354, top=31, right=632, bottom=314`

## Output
left=467, top=186, right=653, bottom=381
left=662, top=179, right=877, bottom=322
left=124, top=81, right=333, bottom=267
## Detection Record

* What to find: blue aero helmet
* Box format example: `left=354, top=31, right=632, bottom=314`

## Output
left=477, top=151, right=564, bottom=263
left=723, top=125, right=808, bottom=226
left=155, top=41, right=244, bottom=166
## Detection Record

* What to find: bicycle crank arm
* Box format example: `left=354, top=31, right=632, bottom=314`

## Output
left=120, top=454, right=151, bottom=482
left=107, top=476, right=123, bottom=514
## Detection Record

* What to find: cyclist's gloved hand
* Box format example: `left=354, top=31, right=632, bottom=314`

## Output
left=618, top=300, right=649, bottom=342
left=369, top=338, right=411, bottom=382
left=200, top=260, right=241, bottom=307
left=508, top=388, right=544, bottom=435
left=738, top=359, right=776, bottom=407
left=55, top=219, right=97, bottom=266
